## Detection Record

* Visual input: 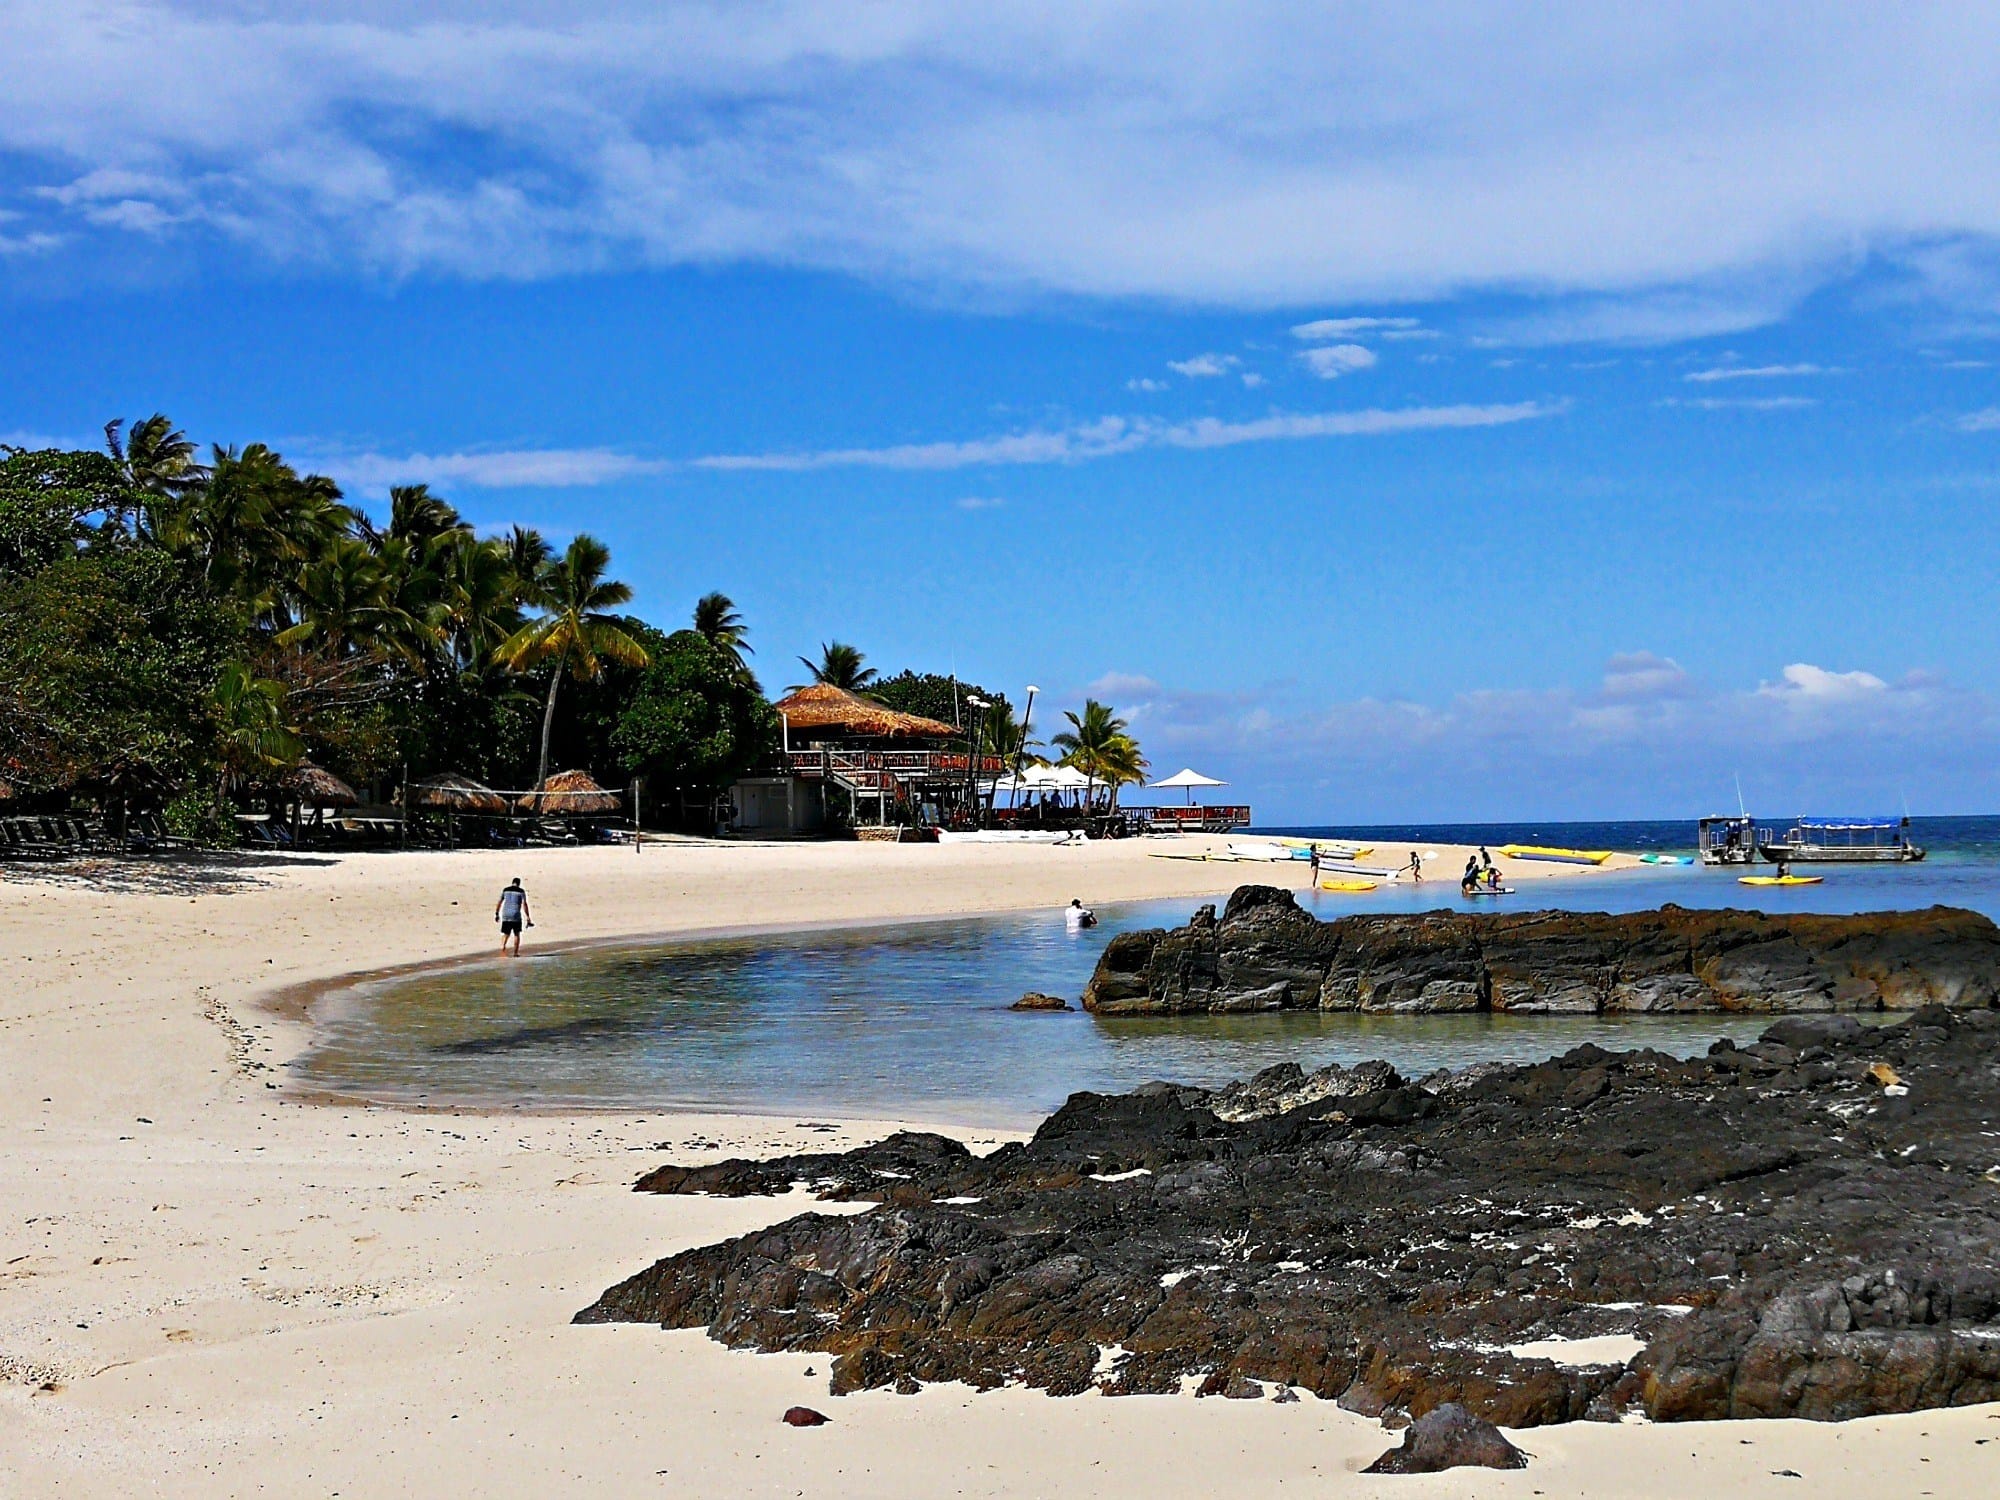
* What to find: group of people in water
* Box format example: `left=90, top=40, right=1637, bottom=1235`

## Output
left=1461, top=847, right=1505, bottom=896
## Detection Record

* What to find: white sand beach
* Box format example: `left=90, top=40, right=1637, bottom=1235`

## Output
left=1, top=837, right=1991, bottom=1497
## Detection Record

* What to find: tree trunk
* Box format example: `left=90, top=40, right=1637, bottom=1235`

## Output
left=535, top=659, right=564, bottom=803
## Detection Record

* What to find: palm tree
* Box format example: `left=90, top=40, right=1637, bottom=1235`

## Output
left=981, top=702, right=1044, bottom=766
left=107, top=413, right=205, bottom=535
left=793, top=640, right=876, bottom=693
left=495, top=534, right=650, bottom=795
left=1052, top=699, right=1148, bottom=824
left=503, top=525, right=551, bottom=591
left=213, top=662, right=303, bottom=802
left=694, top=592, right=751, bottom=657
left=438, top=532, right=525, bottom=670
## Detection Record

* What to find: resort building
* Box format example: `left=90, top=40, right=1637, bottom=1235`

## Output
left=729, top=683, right=1007, bottom=835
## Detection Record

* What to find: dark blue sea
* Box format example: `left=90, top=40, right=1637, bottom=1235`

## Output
left=295, top=815, right=2000, bottom=1125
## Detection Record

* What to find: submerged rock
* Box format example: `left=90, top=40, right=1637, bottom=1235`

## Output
left=1011, top=992, right=1072, bottom=1011
left=1081, top=890, right=2000, bottom=1016
left=579, top=1007, right=2000, bottom=1427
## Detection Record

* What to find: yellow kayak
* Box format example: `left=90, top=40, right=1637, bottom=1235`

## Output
left=1498, top=844, right=1612, bottom=865
left=1320, top=879, right=1378, bottom=892
left=1739, top=875, right=1824, bottom=886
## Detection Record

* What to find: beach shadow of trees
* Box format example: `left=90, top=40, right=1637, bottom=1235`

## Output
left=0, top=849, right=340, bottom=896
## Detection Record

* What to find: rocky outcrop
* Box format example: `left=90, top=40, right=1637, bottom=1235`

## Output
left=579, top=1007, right=2000, bottom=1428
left=1011, top=992, right=1072, bottom=1011
left=1082, top=889, right=2000, bottom=1015
left=1364, top=1404, right=1528, bottom=1473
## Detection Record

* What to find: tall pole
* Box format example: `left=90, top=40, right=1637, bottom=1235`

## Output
left=1011, top=685, right=1038, bottom=813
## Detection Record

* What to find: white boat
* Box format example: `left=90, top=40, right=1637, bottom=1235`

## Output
left=935, top=829, right=1082, bottom=845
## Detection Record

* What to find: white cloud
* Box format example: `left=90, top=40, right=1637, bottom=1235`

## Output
left=1758, top=663, right=1889, bottom=703
left=1601, top=651, right=1695, bottom=701
left=1658, top=396, right=1817, bottom=410
left=694, top=400, right=1557, bottom=471
left=1297, top=344, right=1379, bottom=379
left=1125, top=377, right=1168, bottom=392
left=1113, top=652, right=1997, bottom=820
left=310, top=447, right=669, bottom=493
left=1240, top=371, right=1265, bottom=388
left=954, top=495, right=1005, bottom=510
left=1086, top=672, right=1162, bottom=700
left=7, top=9, right=2000, bottom=325
left=1684, top=363, right=1836, bottom=382
left=1956, top=406, right=2000, bottom=431
left=1291, top=316, right=1421, bottom=340
left=1167, top=352, right=1239, bottom=377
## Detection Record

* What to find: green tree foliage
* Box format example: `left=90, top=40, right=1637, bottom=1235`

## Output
left=2, top=417, right=779, bottom=836
left=869, top=670, right=1011, bottom=732
left=0, top=547, right=242, bottom=801
left=613, top=630, right=779, bottom=816
left=0, top=447, right=139, bottom=575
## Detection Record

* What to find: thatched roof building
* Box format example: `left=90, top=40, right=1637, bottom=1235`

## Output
left=517, top=769, right=623, bottom=816
left=282, top=762, right=359, bottom=808
left=772, top=683, right=960, bottom=743
left=405, top=772, right=508, bottom=815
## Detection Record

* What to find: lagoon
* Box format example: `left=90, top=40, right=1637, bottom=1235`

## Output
left=295, top=815, right=2000, bottom=1125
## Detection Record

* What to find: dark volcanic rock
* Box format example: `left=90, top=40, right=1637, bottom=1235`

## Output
left=1363, top=1403, right=1528, bottom=1473
left=579, top=1007, right=2000, bottom=1428
left=1081, top=890, right=2000, bottom=1016
left=1011, top=992, right=1072, bottom=1011
left=782, top=1406, right=828, bottom=1427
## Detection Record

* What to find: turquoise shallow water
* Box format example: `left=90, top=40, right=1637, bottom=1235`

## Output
left=295, top=815, right=2000, bottom=1126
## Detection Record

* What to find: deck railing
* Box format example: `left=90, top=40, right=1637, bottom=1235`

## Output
left=785, top=748, right=1009, bottom=781
left=1124, top=804, right=1253, bottom=830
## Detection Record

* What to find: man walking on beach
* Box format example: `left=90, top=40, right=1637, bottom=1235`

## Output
left=496, top=877, right=532, bottom=957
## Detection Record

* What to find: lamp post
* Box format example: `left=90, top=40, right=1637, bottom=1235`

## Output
left=1011, top=685, right=1039, bottom=814
left=964, top=694, right=989, bottom=828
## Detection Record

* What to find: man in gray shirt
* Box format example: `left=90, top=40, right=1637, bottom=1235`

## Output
left=495, top=877, right=532, bottom=957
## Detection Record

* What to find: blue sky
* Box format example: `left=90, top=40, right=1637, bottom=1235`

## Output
left=4, top=4, right=2000, bottom=823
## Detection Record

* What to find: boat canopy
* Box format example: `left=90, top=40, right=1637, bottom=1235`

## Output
left=1794, top=816, right=1908, bottom=832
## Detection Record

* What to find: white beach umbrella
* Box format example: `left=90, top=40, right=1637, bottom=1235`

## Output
left=1149, top=767, right=1227, bottom=804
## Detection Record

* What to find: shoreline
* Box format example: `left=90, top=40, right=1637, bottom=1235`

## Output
left=7, top=837, right=1990, bottom=1496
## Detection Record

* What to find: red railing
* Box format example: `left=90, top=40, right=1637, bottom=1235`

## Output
left=785, top=749, right=1008, bottom=780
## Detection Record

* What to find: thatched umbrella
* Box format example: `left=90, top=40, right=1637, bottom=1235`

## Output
left=283, top=762, right=359, bottom=809
left=771, top=683, right=961, bottom=741
left=405, top=773, right=509, bottom=815
left=517, top=768, right=622, bottom=816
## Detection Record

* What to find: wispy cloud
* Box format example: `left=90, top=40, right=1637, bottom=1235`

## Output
left=1955, top=407, right=2000, bottom=432
left=310, top=447, right=670, bottom=493
left=1658, top=396, right=1818, bottom=411
left=1291, top=316, right=1421, bottom=340
left=954, top=495, right=1005, bottom=510
left=1167, top=352, right=1239, bottom=377
left=1297, top=344, right=1379, bottom=379
left=1125, top=376, right=1168, bottom=393
left=694, top=401, right=1558, bottom=472
left=1684, top=363, right=1837, bottom=382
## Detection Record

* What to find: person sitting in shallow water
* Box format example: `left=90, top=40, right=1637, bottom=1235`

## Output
left=1065, top=898, right=1097, bottom=930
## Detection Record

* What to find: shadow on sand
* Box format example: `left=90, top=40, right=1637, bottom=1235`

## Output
left=0, top=849, right=340, bottom=896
